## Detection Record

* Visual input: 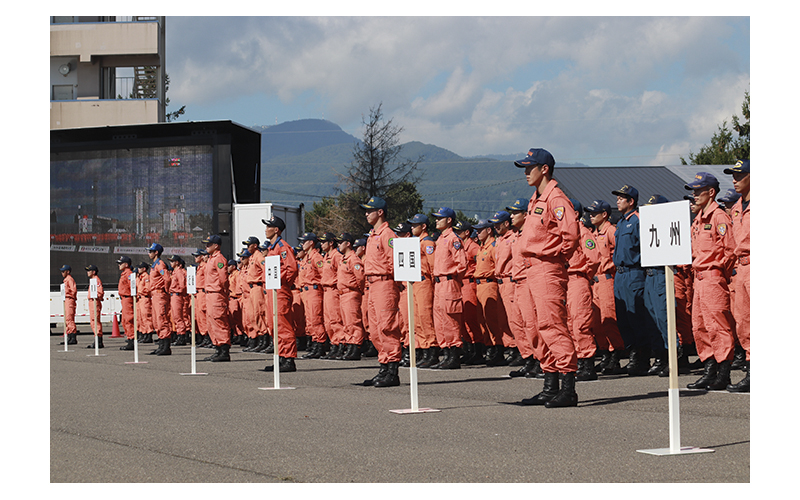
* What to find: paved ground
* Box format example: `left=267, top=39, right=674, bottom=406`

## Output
left=50, top=330, right=750, bottom=484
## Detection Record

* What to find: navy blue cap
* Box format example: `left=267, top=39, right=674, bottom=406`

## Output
left=506, top=198, right=528, bottom=212
left=338, top=232, right=354, bottom=244
left=60, top=264, right=71, bottom=272
left=85, top=264, right=98, bottom=272
left=514, top=148, right=555, bottom=168
left=137, top=261, right=150, bottom=269
left=584, top=199, right=612, bottom=214
left=191, top=248, right=208, bottom=256
left=724, top=159, right=750, bottom=175
left=407, top=213, right=429, bottom=225
left=569, top=198, right=584, bottom=214
left=472, top=219, right=493, bottom=230
left=489, top=211, right=511, bottom=224
left=685, top=172, right=720, bottom=190
left=353, top=238, right=367, bottom=249
left=238, top=249, right=252, bottom=258
left=683, top=194, right=696, bottom=202
left=298, top=232, right=317, bottom=242
left=258, top=242, right=270, bottom=251
left=611, top=185, right=639, bottom=203
left=717, top=188, right=741, bottom=204
left=227, top=259, right=237, bottom=266
left=393, top=222, right=412, bottom=234
left=453, top=220, right=472, bottom=233
left=202, top=234, right=222, bottom=245
left=319, top=232, right=338, bottom=242
left=116, top=256, right=132, bottom=265
left=432, top=207, right=456, bottom=219
left=644, top=194, right=670, bottom=205
left=242, top=236, right=260, bottom=246
left=293, top=244, right=304, bottom=253
left=262, top=216, right=286, bottom=231
left=360, top=196, right=387, bottom=210
left=146, top=243, right=163, bottom=253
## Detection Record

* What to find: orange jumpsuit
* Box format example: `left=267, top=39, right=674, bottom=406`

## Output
left=264, top=237, right=298, bottom=358
left=246, top=248, right=268, bottom=336
left=300, top=248, right=326, bottom=344
left=239, top=259, right=257, bottom=340
left=88, top=276, right=104, bottom=336
left=567, top=223, right=600, bottom=359
left=413, top=234, right=437, bottom=349
left=136, top=272, right=153, bottom=334
left=168, top=267, right=188, bottom=336
left=291, top=259, right=306, bottom=339
left=511, top=230, right=540, bottom=362
left=149, top=258, right=171, bottom=340
left=474, top=236, right=510, bottom=347
left=322, top=249, right=346, bottom=346
left=204, top=249, right=230, bottom=346
left=337, top=250, right=366, bottom=346
left=691, top=204, right=736, bottom=363
left=730, top=197, right=749, bottom=360
left=228, top=267, right=244, bottom=338
left=433, top=227, right=468, bottom=349
left=495, top=229, right=521, bottom=350
left=364, top=221, right=402, bottom=364
left=674, top=264, right=695, bottom=348
left=118, top=269, right=135, bottom=340
left=63, top=274, right=78, bottom=334
left=460, top=237, right=483, bottom=345
left=195, top=263, right=208, bottom=335
left=520, top=180, right=579, bottom=374
left=591, top=221, right=624, bottom=353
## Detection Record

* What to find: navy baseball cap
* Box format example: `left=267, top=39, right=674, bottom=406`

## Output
left=242, top=236, right=260, bottom=246
left=191, top=248, right=208, bottom=256
left=338, top=232, right=355, bottom=243
left=472, top=219, right=493, bottom=230
left=611, top=185, right=639, bottom=203
left=489, top=211, right=511, bottom=224
left=202, top=234, right=222, bottom=245
left=60, top=264, right=71, bottom=272
left=453, top=220, right=472, bottom=233
left=393, top=222, right=412, bottom=234
left=644, top=194, right=670, bottom=205
left=717, top=188, right=741, bottom=204
left=116, top=256, right=132, bottom=265
left=237, top=249, right=252, bottom=258
left=569, top=198, right=584, bottom=214
left=584, top=200, right=612, bottom=214
left=167, top=254, right=183, bottom=263
left=683, top=194, right=696, bottom=203
left=353, top=238, right=367, bottom=249
left=293, top=244, right=304, bottom=253
left=360, top=196, right=387, bottom=210
left=723, top=159, right=750, bottom=175
left=432, top=207, right=456, bottom=219
left=262, top=216, right=286, bottom=231
left=685, top=172, right=719, bottom=190
left=506, top=198, right=528, bottom=212
left=85, top=264, right=98, bottom=271
left=514, top=148, right=555, bottom=168
left=319, top=232, right=338, bottom=242
left=407, top=213, right=429, bottom=225
left=298, top=232, right=317, bottom=241
left=227, top=259, right=237, bottom=266
left=146, top=243, right=163, bottom=253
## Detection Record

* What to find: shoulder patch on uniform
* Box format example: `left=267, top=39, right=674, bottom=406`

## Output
left=354, top=264, right=361, bottom=271
left=388, top=238, right=394, bottom=248
left=453, top=240, right=462, bottom=250
left=585, top=239, right=596, bottom=250
left=717, top=223, right=727, bottom=236
left=316, top=260, right=323, bottom=267
left=554, top=206, right=565, bottom=220
left=281, top=250, right=287, bottom=259
left=534, top=207, right=544, bottom=215
left=217, top=262, right=224, bottom=269
left=425, top=245, right=434, bottom=254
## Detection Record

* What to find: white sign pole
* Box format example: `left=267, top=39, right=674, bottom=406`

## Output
left=87, top=278, right=106, bottom=357
left=637, top=201, right=712, bottom=456
left=259, top=255, right=294, bottom=391
left=390, top=237, right=439, bottom=415
left=58, top=284, right=70, bottom=352
left=181, top=266, right=206, bottom=375
left=125, top=273, right=146, bottom=364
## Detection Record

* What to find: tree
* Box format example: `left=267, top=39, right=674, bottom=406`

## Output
left=682, top=90, right=749, bottom=165
left=164, top=73, right=186, bottom=122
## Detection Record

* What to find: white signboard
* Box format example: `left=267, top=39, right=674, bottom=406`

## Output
left=392, top=237, right=421, bottom=282
left=264, top=255, right=281, bottom=290
left=89, top=278, right=98, bottom=299
left=187, top=266, right=197, bottom=295
left=60, top=284, right=66, bottom=302
left=130, top=273, right=137, bottom=297
left=639, top=200, right=692, bottom=267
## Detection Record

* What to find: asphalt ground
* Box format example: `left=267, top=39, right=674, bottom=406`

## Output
left=44, top=328, right=760, bottom=490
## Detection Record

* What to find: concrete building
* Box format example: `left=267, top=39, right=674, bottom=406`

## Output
left=50, top=16, right=166, bottom=129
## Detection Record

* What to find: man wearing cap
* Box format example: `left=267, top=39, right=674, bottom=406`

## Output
left=262, top=216, right=299, bottom=372
left=227, top=259, right=245, bottom=346
left=290, top=244, right=308, bottom=352
left=684, top=172, right=736, bottom=390
left=717, top=188, right=741, bottom=216
left=201, top=235, right=231, bottom=362
left=430, top=207, right=468, bottom=370
left=337, top=232, right=366, bottom=360
left=507, top=198, right=540, bottom=373
left=319, top=232, right=347, bottom=360
left=454, top=220, right=484, bottom=365
left=514, top=148, right=580, bottom=408
left=407, top=214, right=440, bottom=368
left=641, top=195, right=673, bottom=377
left=243, top=236, right=270, bottom=352
left=584, top=200, right=625, bottom=374
left=610, top=184, right=652, bottom=376
left=353, top=237, right=372, bottom=357
left=136, top=262, right=154, bottom=343
left=490, top=210, right=520, bottom=366
left=116, top=257, right=136, bottom=350
left=298, top=232, right=327, bottom=359
left=359, top=196, right=403, bottom=386
left=191, top=249, right=210, bottom=347
left=472, top=220, right=510, bottom=367
left=146, top=243, right=172, bottom=355
left=59, top=265, right=78, bottom=345
left=238, top=249, right=260, bottom=351
left=167, top=256, right=189, bottom=346
left=725, top=159, right=750, bottom=392
left=85, top=264, right=105, bottom=348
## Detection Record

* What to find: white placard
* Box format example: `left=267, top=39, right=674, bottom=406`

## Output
left=639, top=200, right=693, bottom=267
left=393, top=237, right=421, bottom=282
left=264, top=255, right=281, bottom=290
left=89, top=278, right=98, bottom=299
left=187, top=266, right=197, bottom=294
left=130, top=273, right=137, bottom=296
left=60, top=283, right=66, bottom=302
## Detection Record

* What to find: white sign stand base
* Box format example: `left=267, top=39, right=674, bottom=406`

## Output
left=125, top=296, right=148, bottom=364
left=58, top=330, right=72, bottom=353
left=180, top=295, right=207, bottom=375
left=258, top=288, right=295, bottom=391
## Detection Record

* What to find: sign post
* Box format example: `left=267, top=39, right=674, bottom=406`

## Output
left=181, top=266, right=206, bottom=376
left=259, top=255, right=294, bottom=391
left=637, top=200, right=713, bottom=456
left=390, top=237, right=439, bottom=415
left=58, top=284, right=71, bottom=352
left=125, top=272, right=147, bottom=364
left=87, top=278, right=106, bottom=357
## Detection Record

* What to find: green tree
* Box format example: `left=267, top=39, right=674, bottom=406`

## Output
left=682, top=90, right=749, bottom=165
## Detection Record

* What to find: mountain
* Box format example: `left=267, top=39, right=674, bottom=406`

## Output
left=255, top=119, right=359, bottom=162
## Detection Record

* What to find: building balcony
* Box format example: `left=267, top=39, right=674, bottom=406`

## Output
left=50, top=20, right=162, bottom=64
left=50, top=99, right=161, bottom=129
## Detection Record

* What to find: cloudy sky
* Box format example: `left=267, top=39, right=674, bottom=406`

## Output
left=166, top=15, right=749, bottom=166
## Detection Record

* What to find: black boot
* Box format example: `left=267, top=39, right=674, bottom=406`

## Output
left=148, top=338, right=164, bottom=355
left=120, top=339, right=135, bottom=351
left=468, top=343, right=486, bottom=365
left=647, top=349, right=668, bottom=376
left=67, top=333, right=78, bottom=345
left=576, top=358, right=599, bottom=381
left=707, top=360, right=732, bottom=390
left=200, top=335, right=213, bottom=348
left=485, top=345, right=508, bottom=366
left=506, top=347, right=524, bottom=366
left=521, top=372, right=560, bottom=406
left=438, top=346, right=462, bottom=370
left=687, top=358, right=719, bottom=389
left=595, top=350, right=611, bottom=373
left=243, top=336, right=258, bottom=351
left=626, top=346, right=651, bottom=376
left=86, top=336, right=104, bottom=349
left=302, top=341, right=322, bottom=359
left=363, top=364, right=388, bottom=386
left=430, top=347, right=449, bottom=369
left=510, top=356, right=536, bottom=378
left=398, top=346, right=410, bottom=367
left=373, top=362, right=400, bottom=387
left=727, top=361, right=750, bottom=393
left=545, top=372, right=579, bottom=408
left=525, top=359, right=544, bottom=379
left=264, top=335, right=275, bottom=354
left=460, top=343, right=475, bottom=364
left=174, top=333, right=187, bottom=346
left=296, top=335, right=309, bottom=352
left=210, top=344, right=230, bottom=362
left=157, top=338, right=171, bottom=356
left=602, top=350, right=625, bottom=375
left=731, top=345, right=746, bottom=370
left=418, top=346, right=440, bottom=368
left=263, top=357, right=296, bottom=372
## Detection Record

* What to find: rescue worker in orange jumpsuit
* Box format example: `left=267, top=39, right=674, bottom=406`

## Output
left=136, top=262, right=153, bottom=343
left=320, top=232, right=347, bottom=359
left=472, top=220, right=512, bottom=367
left=725, top=159, right=750, bottom=392
left=407, top=214, right=440, bottom=368
left=514, top=148, right=580, bottom=408
left=508, top=198, right=539, bottom=372
left=431, top=207, right=468, bottom=370
left=684, top=172, right=736, bottom=391
left=354, top=237, right=374, bottom=358
left=201, top=235, right=231, bottom=362
left=291, top=244, right=309, bottom=352
left=192, top=249, right=210, bottom=347
left=117, top=256, right=136, bottom=351
left=359, top=196, right=403, bottom=387
left=167, top=255, right=189, bottom=346
left=261, top=216, right=299, bottom=372
left=146, top=243, right=172, bottom=356
left=298, top=232, right=327, bottom=359
left=228, top=259, right=245, bottom=346
left=454, top=220, right=484, bottom=365
left=59, top=265, right=78, bottom=345
left=85, top=264, right=104, bottom=349
left=490, top=210, right=521, bottom=366
left=336, top=232, right=366, bottom=360
left=243, top=236, right=270, bottom=353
